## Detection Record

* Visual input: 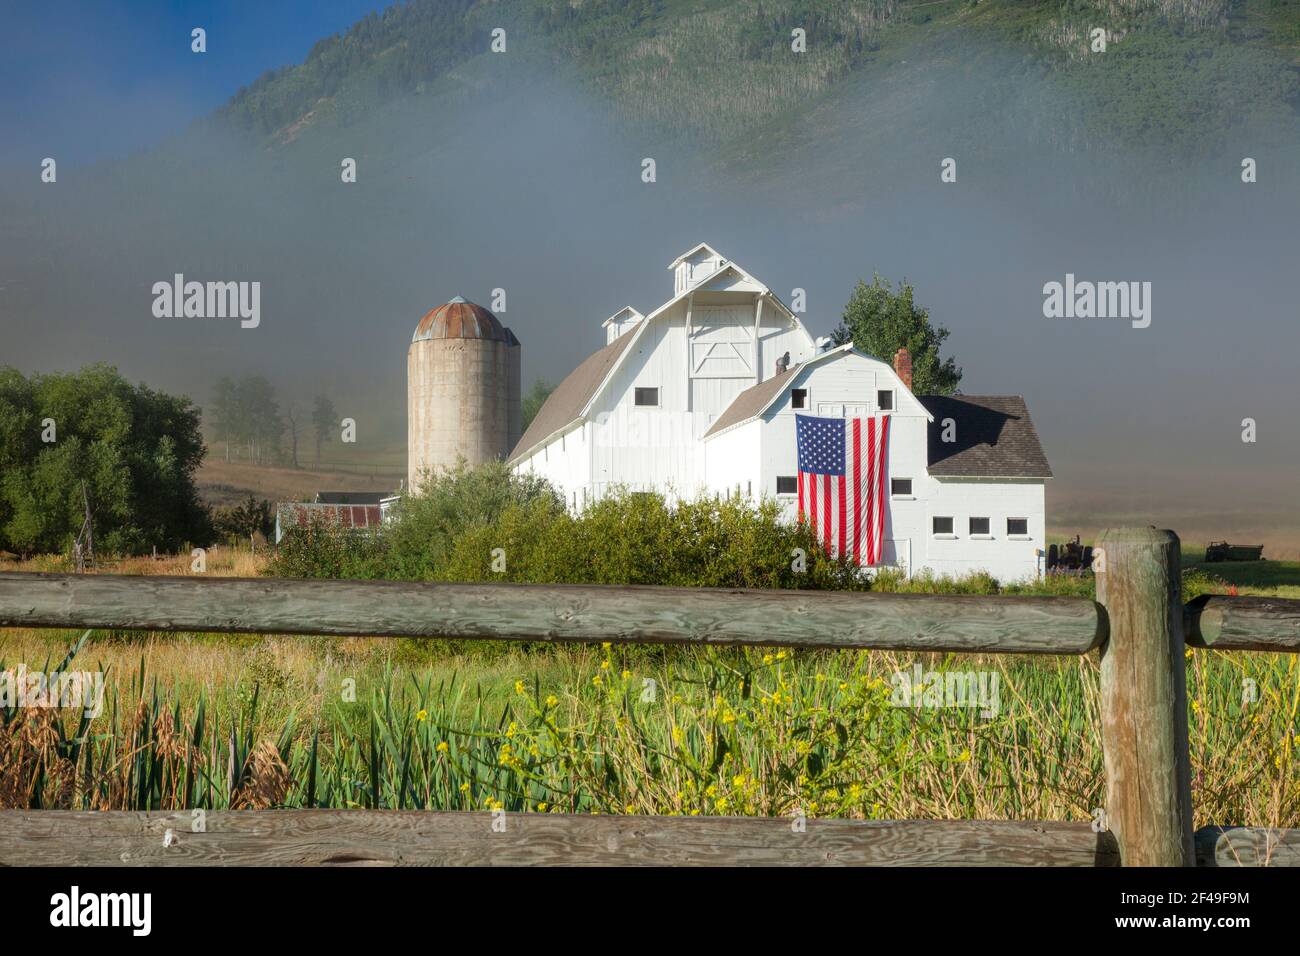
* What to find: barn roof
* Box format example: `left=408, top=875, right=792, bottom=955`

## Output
left=918, top=395, right=1052, bottom=478
left=508, top=245, right=817, bottom=463
left=702, top=366, right=798, bottom=438
left=508, top=332, right=634, bottom=463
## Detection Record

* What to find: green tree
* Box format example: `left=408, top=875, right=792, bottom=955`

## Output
left=213, top=494, right=275, bottom=550
left=210, top=376, right=239, bottom=461
left=247, top=375, right=283, bottom=464
left=521, top=379, right=555, bottom=432
left=311, top=394, right=338, bottom=465
left=0, top=364, right=210, bottom=557
left=830, top=275, right=962, bottom=395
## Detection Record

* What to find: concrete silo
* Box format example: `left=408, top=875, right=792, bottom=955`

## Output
left=407, top=296, right=521, bottom=493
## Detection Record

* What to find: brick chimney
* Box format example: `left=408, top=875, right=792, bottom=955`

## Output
left=893, top=347, right=913, bottom=391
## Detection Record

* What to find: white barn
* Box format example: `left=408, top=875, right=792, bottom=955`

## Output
left=510, top=243, right=1052, bottom=582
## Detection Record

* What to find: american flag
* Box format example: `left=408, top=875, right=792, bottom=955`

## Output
left=795, top=414, right=891, bottom=565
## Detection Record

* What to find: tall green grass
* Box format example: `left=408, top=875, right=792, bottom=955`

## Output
left=4, top=631, right=1296, bottom=829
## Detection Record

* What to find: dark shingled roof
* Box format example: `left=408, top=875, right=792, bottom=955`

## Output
left=918, top=395, right=1052, bottom=478
left=509, top=333, right=634, bottom=462
left=702, top=366, right=797, bottom=438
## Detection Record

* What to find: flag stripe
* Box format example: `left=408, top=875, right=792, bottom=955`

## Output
left=821, top=476, right=832, bottom=555
left=837, top=475, right=847, bottom=558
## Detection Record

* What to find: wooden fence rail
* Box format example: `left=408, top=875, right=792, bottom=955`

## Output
left=0, top=527, right=1296, bottom=868
left=0, top=572, right=1107, bottom=654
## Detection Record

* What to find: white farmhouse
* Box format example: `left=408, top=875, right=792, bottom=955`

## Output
left=510, top=243, right=1052, bottom=581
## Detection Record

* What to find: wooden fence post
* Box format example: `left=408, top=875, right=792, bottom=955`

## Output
left=1095, top=527, right=1194, bottom=866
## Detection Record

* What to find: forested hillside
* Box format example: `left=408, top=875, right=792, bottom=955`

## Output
left=213, top=0, right=1300, bottom=159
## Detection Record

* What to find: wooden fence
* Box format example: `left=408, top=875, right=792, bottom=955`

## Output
left=0, top=527, right=1297, bottom=867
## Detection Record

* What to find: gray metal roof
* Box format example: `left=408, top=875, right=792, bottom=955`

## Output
left=918, top=395, right=1052, bottom=478
left=508, top=333, right=634, bottom=462
left=702, top=367, right=797, bottom=438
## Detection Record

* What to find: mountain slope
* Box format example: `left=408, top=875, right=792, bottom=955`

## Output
left=214, top=0, right=1299, bottom=164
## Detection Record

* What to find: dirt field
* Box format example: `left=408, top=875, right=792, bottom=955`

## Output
left=198, top=457, right=403, bottom=507
left=1048, top=475, right=1300, bottom=561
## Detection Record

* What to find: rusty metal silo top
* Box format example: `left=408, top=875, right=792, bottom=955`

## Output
left=412, top=296, right=514, bottom=343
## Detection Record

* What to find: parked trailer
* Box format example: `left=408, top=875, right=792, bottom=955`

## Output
left=1204, top=541, right=1265, bottom=562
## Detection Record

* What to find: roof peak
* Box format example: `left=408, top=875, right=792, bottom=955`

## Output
left=668, top=242, right=725, bottom=270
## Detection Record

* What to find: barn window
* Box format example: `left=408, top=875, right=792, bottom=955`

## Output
left=890, top=478, right=912, bottom=496
left=1007, top=517, right=1029, bottom=537
left=932, top=516, right=954, bottom=536
left=791, top=388, right=808, bottom=409
left=877, top=390, right=894, bottom=411
left=634, top=387, right=659, bottom=407
left=970, top=517, right=991, bottom=536
left=776, top=476, right=797, bottom=495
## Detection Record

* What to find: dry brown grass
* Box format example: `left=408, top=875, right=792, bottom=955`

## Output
left=197, top=457, right=401, bottom=508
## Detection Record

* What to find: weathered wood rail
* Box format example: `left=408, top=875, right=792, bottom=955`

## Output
left=0, top=572, right=1106, bottom=653
left=0, top=526, right=1296, bottom=867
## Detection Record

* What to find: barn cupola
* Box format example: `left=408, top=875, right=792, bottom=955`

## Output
left=602, top=306, right=644, bottom=344
left=668, top=242, right=727, bottom=295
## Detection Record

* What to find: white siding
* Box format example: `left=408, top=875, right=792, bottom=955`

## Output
left=704, top=420, right=761, bottom=499
left=516, top=422, right=592, bottom=512
left=920, top=479, right=1046, bottom=582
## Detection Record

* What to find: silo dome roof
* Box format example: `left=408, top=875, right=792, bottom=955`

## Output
left=412, top=296, right=515, bottom=343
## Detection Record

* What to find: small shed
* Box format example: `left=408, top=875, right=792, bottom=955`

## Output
left=275, top=492, right=400, bottom=543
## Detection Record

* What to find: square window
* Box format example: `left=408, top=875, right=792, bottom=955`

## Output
left=1007, top=517, right=1028, bottom=536
left=776, top=476, right=797, bottom=495
left=970, top=517, right=990, bottom=536
left=932, top=516, right=953, bottom=535
left=891, top=478, right=912, bottom=496
left=791, top=388, right=808, bottom=409
left=634, top=387, right=659, bottom=407
left=877, top=390, right=894, bottom=411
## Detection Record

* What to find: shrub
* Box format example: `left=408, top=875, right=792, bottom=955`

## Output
left=266, top=463, right=863, bottom=591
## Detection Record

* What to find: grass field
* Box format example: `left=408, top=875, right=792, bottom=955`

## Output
left=2, top=548, right=1296, bottom=824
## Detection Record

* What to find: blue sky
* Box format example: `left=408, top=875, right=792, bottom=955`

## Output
left=0, top=0, right=391, bottom=167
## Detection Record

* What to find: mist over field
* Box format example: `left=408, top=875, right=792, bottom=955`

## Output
left=2, top=0, right=1298, bottom=549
